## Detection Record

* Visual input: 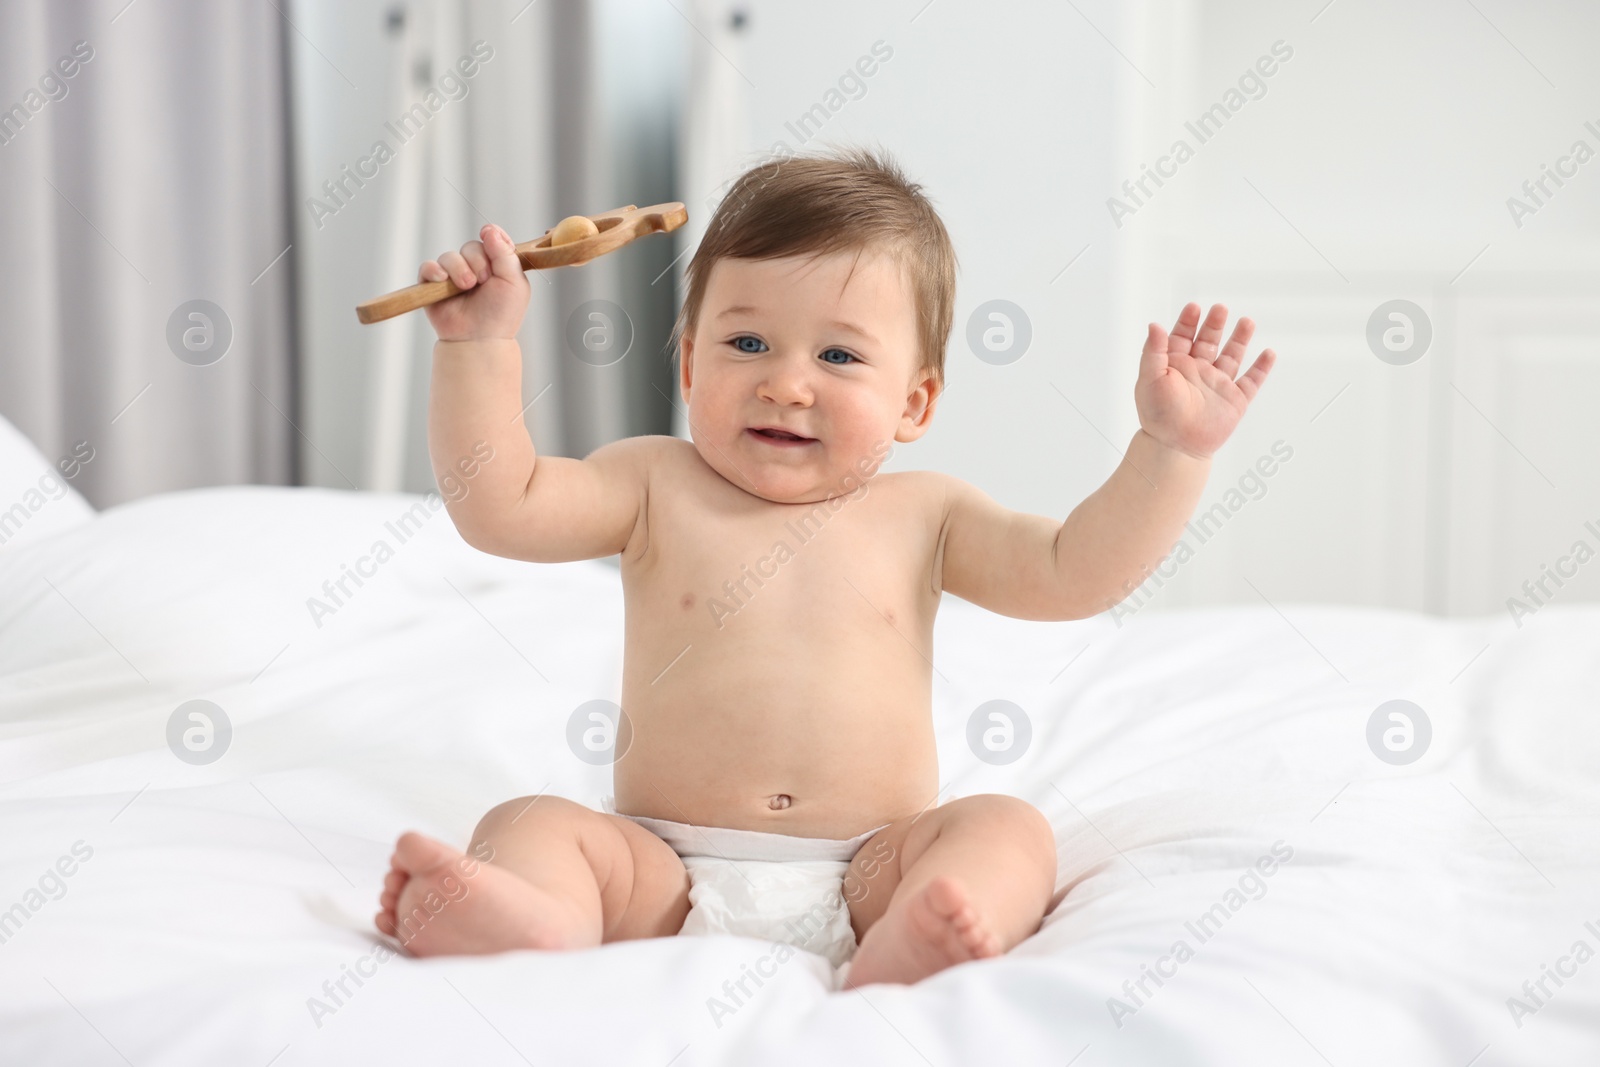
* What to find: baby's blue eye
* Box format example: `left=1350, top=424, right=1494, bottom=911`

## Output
left=820, top=348, right=856, bottom=365
left=732, top=335, right=766, bottom=353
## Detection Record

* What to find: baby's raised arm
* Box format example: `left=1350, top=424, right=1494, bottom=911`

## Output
left=422, top=223, right=649, bottom=563
left=940, top=303, right=1275, bottom=620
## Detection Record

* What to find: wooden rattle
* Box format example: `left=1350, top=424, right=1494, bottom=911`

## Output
left=355, top=202, right=688, bottom=324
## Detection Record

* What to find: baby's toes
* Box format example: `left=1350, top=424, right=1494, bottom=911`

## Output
left=963, top=921, right=1000, bottom=959
left=924, top=877, right=971, bottom=920
left=950, top=906, right=981, bottom=936
left=392, top=830, right=460, bottom=875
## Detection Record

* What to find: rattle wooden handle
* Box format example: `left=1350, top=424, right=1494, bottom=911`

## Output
left=355, top=202, right=688, bottom=325
left=358, top=277, right=465, bottom=324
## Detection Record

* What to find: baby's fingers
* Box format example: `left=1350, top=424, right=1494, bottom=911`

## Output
left=1235, top=348, right=1276, bottom=401
left=418, top=258, right=448, bottom=284
left=459, top=240, right=491, bottom=283
left=1138, top=322, right=1170, bottom=383
left=482, top=223, right=523, bottom=282
left=436, top=249, right=477, bottom=290
left=1213, top=317, right=1255, bottom=378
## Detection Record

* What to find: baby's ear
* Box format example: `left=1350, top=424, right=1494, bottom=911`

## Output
left=896, top=375, right=941, bottom=442
left=677, top=334, right=695, bottom=398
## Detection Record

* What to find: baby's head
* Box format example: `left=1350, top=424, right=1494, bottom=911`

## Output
left=671, top=146, right=957, bottom=504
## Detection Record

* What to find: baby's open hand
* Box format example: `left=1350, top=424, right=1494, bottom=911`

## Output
left=418, top=223, right=531, bottom=342
left=1135, top=303, right=1276, bottom=460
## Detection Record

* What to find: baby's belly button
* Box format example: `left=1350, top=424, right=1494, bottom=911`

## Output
left=767, top=793, right=792, bottom=810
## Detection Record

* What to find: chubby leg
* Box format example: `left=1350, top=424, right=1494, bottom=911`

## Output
left=843, top=794, right=1056, bottom=988
left=375, top=796, right=690, bottom=957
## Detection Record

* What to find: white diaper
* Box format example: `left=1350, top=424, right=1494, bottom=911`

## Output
left=602, top=797, right=886, bottom=971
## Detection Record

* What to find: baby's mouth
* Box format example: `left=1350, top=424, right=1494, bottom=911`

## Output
left=747, top=427, right=816, bottom=446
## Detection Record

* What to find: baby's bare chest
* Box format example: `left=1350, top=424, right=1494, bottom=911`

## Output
left=624, top=472, right=945, bottom=646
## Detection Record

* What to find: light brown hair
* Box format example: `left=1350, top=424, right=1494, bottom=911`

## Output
left=670, top=145, right=958, bottom=390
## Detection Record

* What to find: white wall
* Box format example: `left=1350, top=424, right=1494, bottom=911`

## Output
left=1125, top=0, right=1600, bottom=616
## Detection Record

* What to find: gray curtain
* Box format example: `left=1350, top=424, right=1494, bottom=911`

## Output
left=0, top=0, right=297, bottom=507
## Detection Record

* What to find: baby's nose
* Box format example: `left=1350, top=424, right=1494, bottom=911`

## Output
left=758, top=364, right=813, bottom=403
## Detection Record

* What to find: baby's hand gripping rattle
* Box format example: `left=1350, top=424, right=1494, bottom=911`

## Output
left=355, top=202, right=687, bottom=324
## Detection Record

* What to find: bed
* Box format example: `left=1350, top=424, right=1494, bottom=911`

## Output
left=1, top=417, right=1596, bottom=1066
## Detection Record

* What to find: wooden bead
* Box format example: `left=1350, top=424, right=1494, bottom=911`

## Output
left=549, top=215, right=599, bottom=246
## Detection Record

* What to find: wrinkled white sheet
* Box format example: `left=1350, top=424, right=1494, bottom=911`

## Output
left=0, top=484, right=1596, bottom=1066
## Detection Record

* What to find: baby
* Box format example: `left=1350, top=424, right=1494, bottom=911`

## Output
left=374, top=148, right=1276, bottom=988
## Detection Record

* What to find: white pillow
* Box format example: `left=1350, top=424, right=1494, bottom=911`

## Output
left=0, top=415, right=96, bottom=551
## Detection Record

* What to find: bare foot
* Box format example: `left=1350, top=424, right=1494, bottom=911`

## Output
left=374, top=831, right=596, bottom=956
left=844, top=876, right=1002, bottom=988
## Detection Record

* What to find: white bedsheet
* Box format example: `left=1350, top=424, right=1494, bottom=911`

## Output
left=1, top=484, right=1596, bottom=1066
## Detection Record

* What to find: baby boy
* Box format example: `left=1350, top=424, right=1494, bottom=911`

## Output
left=375, top=148, right=1276, bottom=987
